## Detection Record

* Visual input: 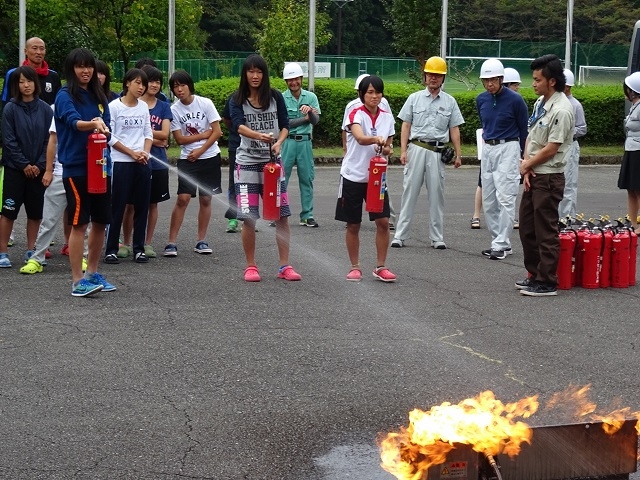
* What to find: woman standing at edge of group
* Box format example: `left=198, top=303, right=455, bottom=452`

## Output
left=336, top=75, right=396, bottom=283
left=55, top=47, right=116, bottom=297
left=229, top=54, right=301, bottom=282
left=0, top=65, right=53, bottom=268
left=618, top=71, right=640, bottom=234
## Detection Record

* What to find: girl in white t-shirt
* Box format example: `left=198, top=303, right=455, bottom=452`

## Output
left=104, top=68, right=153, bottom=264
left=336, top=75, right=396, bottom=283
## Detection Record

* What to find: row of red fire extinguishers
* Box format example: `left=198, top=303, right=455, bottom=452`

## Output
left=89, top=133, right=387, bottom=220
left=558, top=214, right=638, bottom=290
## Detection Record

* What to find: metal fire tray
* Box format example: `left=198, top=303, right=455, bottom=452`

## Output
left=498, top=420, right=638, bottom=480
left=425, top=420, right=638, bottom=480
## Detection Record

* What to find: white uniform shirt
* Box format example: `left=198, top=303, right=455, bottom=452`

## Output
left=341, top=105, right=395, bottom=183
left=170, top=95, right=221, bottom=159
left=108, top=98, right=153, bottom=163
left=48, top=111, right=63, bottom=177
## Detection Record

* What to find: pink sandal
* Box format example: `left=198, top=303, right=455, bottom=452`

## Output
left=244, top=266, right=261, bottom=282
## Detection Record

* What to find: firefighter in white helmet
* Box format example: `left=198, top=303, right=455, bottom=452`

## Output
left=617, top=71, right=640, bottom=234
left=281, top=62, right=321, bottom=227
left=391, top=56, right=464, bottom=249
left=476, top=58, right=529, bottom=260
left=503, top=67, right=522, bottom=92
left=558, top=68, right=587, bottom=219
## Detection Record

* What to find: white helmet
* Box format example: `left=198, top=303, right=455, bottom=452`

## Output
left=503, top=67, right=521, bottom=84
left=479, top=58, right=505, bottom=79
left=563, top=69, right=575, bottom=87
left=625, top=71, right=640, bottom=94
left=354, top=73, right=370, bottom=90
left=283, top=62, right=304, bottom=80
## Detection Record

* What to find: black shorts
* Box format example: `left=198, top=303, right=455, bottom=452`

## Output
left=150, top=168, right=170, bottom=204
left=177, top=154, right=222, bottom=197
left=335, top=176, right=390, bottom=224
left=63, top=176, right=112, bottom=226
left=1, top=166, right=46, bottom=220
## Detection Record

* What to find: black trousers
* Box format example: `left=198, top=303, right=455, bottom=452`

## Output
left=105, top=162, right=152, bottom=256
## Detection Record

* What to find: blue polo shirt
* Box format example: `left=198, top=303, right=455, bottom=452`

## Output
left=476, top=86, right=529, bottom=154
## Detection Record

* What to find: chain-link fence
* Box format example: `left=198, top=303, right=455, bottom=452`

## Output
left=114, top=41, right=630, bottom=86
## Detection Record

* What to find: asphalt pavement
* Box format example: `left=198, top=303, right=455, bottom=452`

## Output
left=0, top=164, right=638, bottom=479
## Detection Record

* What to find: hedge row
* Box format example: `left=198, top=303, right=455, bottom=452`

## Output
left=195, top=79, right=624, bottom=147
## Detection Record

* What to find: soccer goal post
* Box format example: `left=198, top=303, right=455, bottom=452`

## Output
left=578, top=66, right=626, bottom=86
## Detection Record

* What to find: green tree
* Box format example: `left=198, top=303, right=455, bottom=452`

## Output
left=201, top=0, right=264, bottom=52
left=382, top=0, right=441, bottom=66
left=256, top=0, right=332, bottom=75
left=26, top=0, right=206, bottom=69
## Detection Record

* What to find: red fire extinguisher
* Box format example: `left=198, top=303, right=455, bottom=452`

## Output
left=557, top=228, right=577, bottom=290
left=262, top=142, right=282, bottom=221
left=580, top=229, right=602, bottom=289
left=629, top=228, right=637, bottom=286
left=599, top=228, right=613, bottom=289
left=366, top=148, right=387, bottom=213
left=611, top=227, right=630, bottom=288
left=87, top=131, right=108, bottom=194
left=574, top=226, right=589, bottom=287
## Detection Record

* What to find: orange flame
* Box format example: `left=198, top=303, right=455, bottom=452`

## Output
left=545, top=384, right=640, bottom=435
left=379, top=391, right=539, bottom=480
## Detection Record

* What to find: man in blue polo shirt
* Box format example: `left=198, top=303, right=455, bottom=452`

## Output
left=476, top=58, right=529, bottom=260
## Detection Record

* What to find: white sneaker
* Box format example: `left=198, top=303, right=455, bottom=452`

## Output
left=390, top=238, right=405, bottom=248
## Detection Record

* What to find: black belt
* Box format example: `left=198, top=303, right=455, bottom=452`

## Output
left=288, top=134, right=311, bottom=141
left=411, top=139, right=445, bottom=153
left=485, top=137, right=519, bottom=146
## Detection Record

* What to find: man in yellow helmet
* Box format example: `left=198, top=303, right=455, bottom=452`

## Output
left=391, top=56, right=464, bottom=250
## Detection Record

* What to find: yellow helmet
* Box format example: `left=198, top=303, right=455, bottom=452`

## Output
left=424, top=56, right=447, bottom=75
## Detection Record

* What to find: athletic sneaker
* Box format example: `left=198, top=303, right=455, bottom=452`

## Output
left=8, top=231, right=14, bottom=247
left=164, top=244, right=178, bottom=257
left=194, top=241, right=212, bottom=254
left=515, top=278, right=536, bottom=290
left=144, top=244, right=157, bottom=258
left=520, top=282, right=557, bottom=296
left=482, top=248, right=512, bottom=258
left=373, top=266, right=397, bottom=283
left=277, top=265, right=302, bottom=281
left=0, top=253, right=12, bottom=268
left=300, top=218, right=319, bottom=228
left=72, top=279, right=103, bottom=297
left=489, top=249, right=508, bottom=260
left=104, top=253, right=119, bottom=264
left=86, top=272, right=116, bottom=292
left=134, top=252, right=149, bottom=263
left=61, top=243, right=69, bottom=256
left=24, top=250, right=34, bottom=263
left=82, top=258, right=88, bottom=272
left=390, top=238, right=405, bottom=248
left=226, top=219, right=239, bottom=233
left=45, top=249, right=52, bottom=259
left=117, top=244, right=132, bottom=258
left=346, top=268, right=362, bottom=282
left=431, top=241, right=447, bottom=250
left=20, top=259, right=43, bottom=274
